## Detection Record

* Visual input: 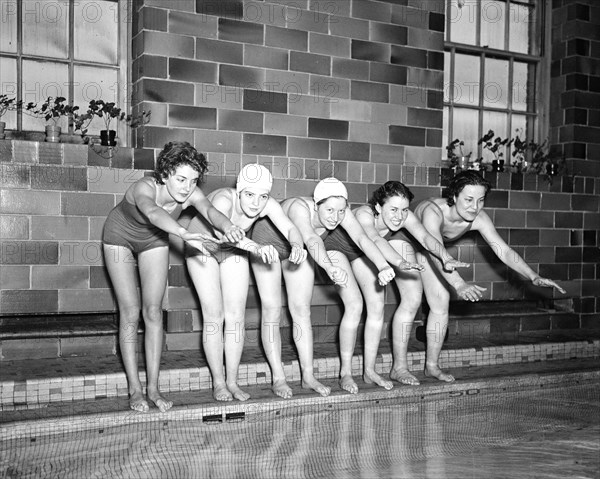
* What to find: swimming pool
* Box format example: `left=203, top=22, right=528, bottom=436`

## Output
left=1, top=378, right=598, bottom=478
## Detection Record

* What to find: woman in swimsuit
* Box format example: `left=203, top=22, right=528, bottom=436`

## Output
left=102, top=141, right=245, bottom=413
left=345, top=181, right=470, bottom=389
left=251, top=177, right=402, bottom=396
left=185, top=164, right=307, bottom=402
left=415, top=170, right=566, bottom=382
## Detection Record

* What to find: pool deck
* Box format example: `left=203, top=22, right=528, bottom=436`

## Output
left=1, top=328, right=599, bottom=440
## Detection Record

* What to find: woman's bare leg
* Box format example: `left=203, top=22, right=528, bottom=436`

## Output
left=220, top=254, right=251, bottom=401
left=187, top=254, right=232, bottom=401
left=283, top=258, right=330, bottom=397
left=350, top=256, right=393, bottom=390
left=252, top=259, right=293, bottom=398
left=388, top=239, right=423, bottom=386
left=329, top=251, right=364, bottom=395
left=138, top=246, right=173, bottom=412
left=104, top=244, right=148, bottom=412
left=417, top=251, right=455, bottom=382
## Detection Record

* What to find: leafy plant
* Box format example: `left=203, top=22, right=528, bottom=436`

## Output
left=477, top=129, right=513, bottom=163
left=511, top=129, right=565, bottom=182
left=25, top=97, right=79, bottom=126
left=77, top=99, right=150, bottom=135
left=446, top=138, right=471, bottom=167
left=0, top=95, right=21, bottom=119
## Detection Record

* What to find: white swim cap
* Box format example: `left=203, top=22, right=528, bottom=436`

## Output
left=313, top=177, right=348, bottom=204
left=236, top=164, right=273, bottom=194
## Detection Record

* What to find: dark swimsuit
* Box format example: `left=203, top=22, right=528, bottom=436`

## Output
left=102, top=198, right=182, bottom=254
left=185, top=214, right=249, bottom=264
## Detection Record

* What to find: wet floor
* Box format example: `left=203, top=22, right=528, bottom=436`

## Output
left=1, top=381, right=598, bottom=479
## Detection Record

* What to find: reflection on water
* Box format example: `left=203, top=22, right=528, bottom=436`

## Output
left=2, top=383, right=599, bottom=478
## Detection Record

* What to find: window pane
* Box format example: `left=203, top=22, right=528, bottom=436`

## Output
left=0, top=57, right=17, bottom=128
left=451, top=107, right=479, bottom=158
left=481, top=0, right=505, bottom=50
left=0, top=0, right=17, bottom=53
left=74, top=65, right=119, bottom=133
left=483, top=58, right=509, bottom=108
left=512, top=61, right=528, bottom=111
left=454, top=53, right=480, bottom=106
left=443, top=52, right=451, bottom=103
left=481, top=111, right=508, bottom=163
left=22, top=1, right=69, bottom=58
left=448, top=0, right=477, bottom=45
left=509, top=2, right=532, bottom=54
left=443, top=106, right=449, bottom=152
left=22, top=60, right=69, bottom=130
left=74, top=1, right=119, bottom=64
left=511, top=114, right=527, bottom=140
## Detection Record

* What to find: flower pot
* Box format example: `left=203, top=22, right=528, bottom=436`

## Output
left=0, top=121, right=5, bottom=139
left=491, top=159, right=504, bottom=172
left=546, top=163, right=558, bottom=176
left=100, top=129, right=117, bottom=147
left=45, top=125, right=62, bottom=143
left=457, top=156, right=470, bottom=170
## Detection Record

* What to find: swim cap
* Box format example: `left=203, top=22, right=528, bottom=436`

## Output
left=236, top=164, right=273, bottom=194
left=313, top=177, right=348, bottom=204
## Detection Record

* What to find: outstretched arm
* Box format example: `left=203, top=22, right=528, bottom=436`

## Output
left=264, top=198, right=307, bottom=264
left=419, top=204, right=487, bottom=302
left=354, top=208, right=422, bottom=272
left=288, top=200, right=348, bottom=287
left=342, top=210, right=396, bottom=286
left=476, top=212, right=566, bottom=294
left=188, top=188, right=245, bottom=243
left=403, top=211, right=470, bottom=271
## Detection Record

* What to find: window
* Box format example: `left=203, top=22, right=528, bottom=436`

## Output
left=0, top=0, right=130, bottom=140
left=444, top=0, right=548, bottom=162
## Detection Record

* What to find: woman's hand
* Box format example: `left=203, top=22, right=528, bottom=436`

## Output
left=223, top=224, right=245, bottom=243
left=288, top=244, right=307, bottom=265
left=396, top=260, right=424, bottom=272
left=327, top=266, right=348, bottom=288
left=532, top=276, right=566, bottom=294
left=443, top=258, right=470, bottom=272
left=253, top=244, right=279, bottom=264
left=456, top=283, right=487, bottom=302
left=377, top=266, right=396, bottom=286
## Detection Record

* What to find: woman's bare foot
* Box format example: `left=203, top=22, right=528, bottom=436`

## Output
left=213, top=383, right=233, bottom=402
left=272, top=379, right=293, bottom=399
left=228, top=383, right=250, bottom=401
left=424, top=365, right=455, bottom=382
left=340, top=374, right=358, bottom=394
left=302, top=376, right=331, bottom=397
left=148, top=391, right=173, bottom=412
left=129, top=390, right=149, bottom=412
left=390, top=368, right=420, bottom=386
left=364, top=370, right=393, bottom=390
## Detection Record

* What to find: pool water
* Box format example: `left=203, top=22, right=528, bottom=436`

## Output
left=2, top=382, right=598, bottom=478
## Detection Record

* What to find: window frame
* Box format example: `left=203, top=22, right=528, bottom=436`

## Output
left=0, top=0, right=132, bottom=144
left=444, top=0, right=551, bottom=160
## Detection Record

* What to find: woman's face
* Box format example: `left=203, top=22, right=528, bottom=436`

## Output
left=316, top=197, right=347, bottom=230
left=453, top=184, right=486, bottom=222
left=238, top=187, right=270, bottom=218
left=377, top=195, right=410, bottom=231
left=164, top=164, right=199, bottom=203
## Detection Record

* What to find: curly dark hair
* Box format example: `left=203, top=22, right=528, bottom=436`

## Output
left=153, top=141, right=208, bottom=185
left=368, top=181, right=414, bottom=216
left=445, top=171, right=492, bottom=206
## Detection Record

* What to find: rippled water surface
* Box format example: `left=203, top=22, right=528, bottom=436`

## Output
left=2, top=383, right=599, bottom=478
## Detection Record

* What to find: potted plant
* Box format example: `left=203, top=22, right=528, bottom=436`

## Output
left=0, top=94, right=21, bottom=139
left=446, top=138, right=472, bottom=171
left=511, top=129, right=565, bottom=183
left=25, top=96, right=79, bottom=143
left=476, top=130, right=513, bottom=172
left=78, top=99, right=150, bottom=146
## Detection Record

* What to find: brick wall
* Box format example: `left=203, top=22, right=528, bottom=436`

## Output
left=1, top=0, right=598, bottom=343
left=549, top=0, right=600, bottom=326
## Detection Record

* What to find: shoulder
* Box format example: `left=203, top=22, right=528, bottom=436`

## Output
left=472, top=209, right=494, bottom=230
